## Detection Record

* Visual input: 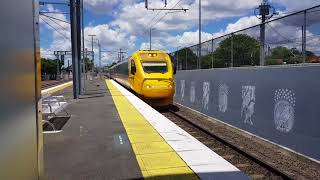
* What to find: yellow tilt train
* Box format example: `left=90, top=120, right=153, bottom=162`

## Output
left=108, top=50, right=176, bottom=107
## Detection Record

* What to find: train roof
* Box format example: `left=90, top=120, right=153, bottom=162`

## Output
left=108, top=50, right=169, bottom=70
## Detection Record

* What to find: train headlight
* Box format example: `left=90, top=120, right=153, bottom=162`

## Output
left=146, top=85, right=151, bottom=89
left=168, top=84, right=173, bottom=88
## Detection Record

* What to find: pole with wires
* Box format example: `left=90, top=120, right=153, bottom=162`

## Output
left=81, top=0, right=86, bottom=93
left=150, top=28, right=152, bottom=50
left=88, top=34, right=96, bottom=79
left=260, top=13, right=266, bottom=66
left=302, top=10, right=307, bottom=63
left=198, top=0, right=201, bottom=69
left=55, top=55, right=60, bottom=79
left=85, top=48, right=88, bottom=80
left=98, top=40, right=101, bottom=71
left=255, top=0, right=277, bottom=66
left=76, top=0, right=82, bottom=93
left=70, top=0, right=80, bottom=99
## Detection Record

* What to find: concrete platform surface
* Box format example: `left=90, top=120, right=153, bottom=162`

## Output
left=44, top=79, right=142, bottom=180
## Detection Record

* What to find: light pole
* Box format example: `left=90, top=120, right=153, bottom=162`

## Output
left=81, top=0, right=85, bottom=93
left=198, top=0, right=201, bottom=69
left=88, top=34, right=96, bottom=78
left=97, top=39, right=101, bottom=71
left=176, top=46, right=181, bottom=70
left=150, top=28, right=155, bottom=50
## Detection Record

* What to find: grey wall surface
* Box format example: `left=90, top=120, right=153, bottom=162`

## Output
left=0, top=0, right=41, bottom=179
left=174, top=65, right=320, bottom=161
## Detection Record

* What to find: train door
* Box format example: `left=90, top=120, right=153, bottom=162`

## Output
left=129, top=59, right=136, bottom=89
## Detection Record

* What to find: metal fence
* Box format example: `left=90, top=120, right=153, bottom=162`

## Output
left=171, top=5, right=320, bottom=70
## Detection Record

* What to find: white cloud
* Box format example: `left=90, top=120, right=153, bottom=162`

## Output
left=140, top=40, right=165, bottom=50
left=111, top=0, right=262, bottom=36
left=225, top=16, right=260, bottom=33
left=83, top=24, right=137, bottom=65
left=40, top=48, right=56, bottom=59
left=271, top=0, right=319, bottom=11
left=166, top=30, right=215, bottom=48
left=84, top=0, right=119, bottom=14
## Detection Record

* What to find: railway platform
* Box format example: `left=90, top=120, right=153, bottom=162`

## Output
left=43, top=78, right=248, bottom=180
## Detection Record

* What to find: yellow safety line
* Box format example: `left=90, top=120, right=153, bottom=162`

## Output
left=42, top=81, right=73, bottom=95
left=105, top=80, right=198, bottom=180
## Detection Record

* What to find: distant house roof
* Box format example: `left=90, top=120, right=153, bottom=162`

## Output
left=306, top=56, right=320, bottom=63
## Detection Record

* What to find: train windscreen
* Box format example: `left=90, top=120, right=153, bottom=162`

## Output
left=142, top=61, right=168, bottom=73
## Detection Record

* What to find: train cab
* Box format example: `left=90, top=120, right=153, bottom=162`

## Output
left=128, top=50, right=175, bottom=106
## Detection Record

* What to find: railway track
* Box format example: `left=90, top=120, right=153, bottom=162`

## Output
left=41, top=80, right=67, bottom=90
left=160, top=108, right=291, bottom=180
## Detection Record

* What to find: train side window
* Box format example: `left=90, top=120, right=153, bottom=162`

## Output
left=131, top=60, right=136, bottom=75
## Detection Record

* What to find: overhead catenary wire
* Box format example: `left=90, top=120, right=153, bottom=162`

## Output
left=41, top=14, right=70, bottom=33
left=146, top=1, right=181, bottom=27
left=140, top=0, right=184, bottom=39
left=40, top=13, right=70, bottom=24
left=39, top=1, right=69, bottom=6
left=40, top=16, right=70, bottom=40
left=266, top=23, right=295, bottom=43
left=39, top=11, right=70, bottom=14
left=150, top=0, right=184, bottom=28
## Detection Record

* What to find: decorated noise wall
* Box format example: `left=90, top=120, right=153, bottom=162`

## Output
left=174, top=65, right=320, bottom=160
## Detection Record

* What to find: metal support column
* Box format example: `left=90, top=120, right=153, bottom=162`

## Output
left=55, top=55, right=60, bottom=79
left=176, top=51, right=179, bottom=70
left=198, top=0, right=201, bottom=69
left=231, top=33, right=234, bottom=67
left=76, top=0, right=81, bottom=93
left=81, top=0, right=86, bottom=93
left=185, top=48, right=188, bottom=70
left=85, top=48, right=88, bottom=80
left=98, top=41, right=101, bottom=70
left=211, top=39, right=214, bottom=68
left=70, top=0, right=79, bottom=99
left=88, top=34, right=96, bottom=78
left=150, top=28, right=152, bottom=50
left=302, top=10, right=307, bottom=63
left=259, top=2, right=267, bottom=66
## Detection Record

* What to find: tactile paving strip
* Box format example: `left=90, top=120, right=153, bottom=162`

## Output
left=109, top=79, right=249, bottom=180
left=106, top=80, right=199, bottom=180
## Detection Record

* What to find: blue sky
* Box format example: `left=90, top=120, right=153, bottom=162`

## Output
left=39, top=0, right=320, bottom=66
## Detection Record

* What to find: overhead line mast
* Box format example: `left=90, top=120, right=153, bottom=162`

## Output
left=145, top=0, right=188, bottom=12
left=254, top=0, right=277, bottom=66
left=144, top=0, right=188, bottom=51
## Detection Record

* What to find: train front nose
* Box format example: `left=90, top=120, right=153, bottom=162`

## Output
left=142, top=79, right=174, bottom=99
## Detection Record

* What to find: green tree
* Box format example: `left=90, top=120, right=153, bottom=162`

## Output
left=267, top=46, right=303, bottom=65
left=84, top=57, right=94, bottom=72
left=173, top=48, right=197, bottom=70
left=212, top=34, right=260, bottom=67
left=41, top=58, right=57, bottom=80
left=200, top=53, right=225, bottom=69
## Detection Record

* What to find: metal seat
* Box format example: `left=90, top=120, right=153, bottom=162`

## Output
left=42, top=94, right=70, bottom=133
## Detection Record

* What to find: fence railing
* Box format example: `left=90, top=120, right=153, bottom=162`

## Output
left=171, top=5, right=320, bottom=70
